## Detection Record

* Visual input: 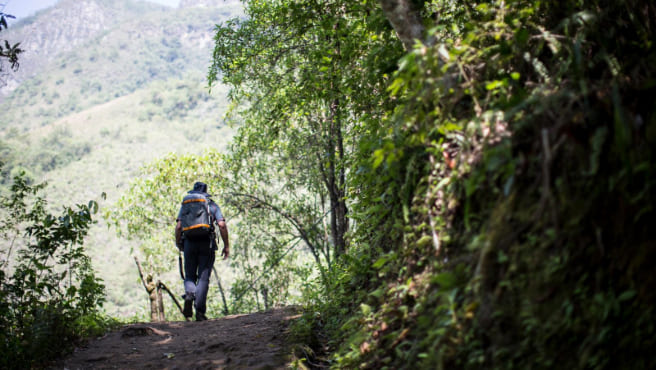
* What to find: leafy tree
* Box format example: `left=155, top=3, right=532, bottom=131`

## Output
left=0, top=171, right=108, bottom=368
left=208, top=0, right=404, bottom=283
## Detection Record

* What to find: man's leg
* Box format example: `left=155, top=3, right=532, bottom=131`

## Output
left=194, top=245, right=215, bottom=321
left=183, top=240, right=199, bottom=318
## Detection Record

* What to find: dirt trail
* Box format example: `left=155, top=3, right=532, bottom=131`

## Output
left=52, top=307, right=301, bottom=370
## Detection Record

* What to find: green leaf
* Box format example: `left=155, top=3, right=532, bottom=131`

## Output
left=497, top=251, right=508, bottom=263
left=372, top=255, right=390, bottom=269
left=485, top=79, right=507, bottom=91
left=372, top=149, right=385, bottom=169
left=618, top=290, right=636, bottom=302
left=369, top=287, right=385, bottom=299
left=416, top=235, right=433, bottom=248
left=432, top=272, right=457, bottom=289
left=515, top=28, right=529, bottom=46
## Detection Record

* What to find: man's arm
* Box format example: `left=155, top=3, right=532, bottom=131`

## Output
left=175, top=219, right=183, bottom=250
left=217, top=219, right=230, bottom=259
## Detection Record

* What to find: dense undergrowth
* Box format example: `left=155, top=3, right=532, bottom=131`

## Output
left=309, top=1, right=655, bottom=369
left=0, top=173, right=116, bottom=369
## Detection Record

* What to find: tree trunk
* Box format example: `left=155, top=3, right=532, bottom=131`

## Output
left=325, top=22, right=349, bottom=259
left=261, top=285, right=269, bottom=311
left=156, top=281, right=166, bottom=322
left=378, top=0, right=425, bottom=50
left=327, top=97, right=348, bottom=258
left=148, top=283, right=159, bottom=322
left=134, top=256, right=162, bottom=322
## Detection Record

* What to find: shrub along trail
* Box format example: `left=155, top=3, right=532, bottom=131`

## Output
left=52, top=307, right=300, bottom=370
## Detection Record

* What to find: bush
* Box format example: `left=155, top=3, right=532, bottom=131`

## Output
left=0, top=171, right=112, bottom=369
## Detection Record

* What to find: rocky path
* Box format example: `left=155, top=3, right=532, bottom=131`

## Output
left=52, top=307, right=301, bottom=370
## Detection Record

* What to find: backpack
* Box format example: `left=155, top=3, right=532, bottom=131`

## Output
left=179, top=192, right=213, bottom=238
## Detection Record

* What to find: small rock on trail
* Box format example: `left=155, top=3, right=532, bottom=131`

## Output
left=52, top=307, right=301, bottom=370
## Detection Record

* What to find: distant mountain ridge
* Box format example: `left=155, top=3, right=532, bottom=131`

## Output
left=1, top=0, right=157, bottom=95
left=181, top=0, right=242, bottom=9
left=0, top=0, right=243, bottom=131
left=0, top=0, right=241, bottom=101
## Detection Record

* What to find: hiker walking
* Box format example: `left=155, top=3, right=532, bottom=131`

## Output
left=175, top=181, right=230, bottom=321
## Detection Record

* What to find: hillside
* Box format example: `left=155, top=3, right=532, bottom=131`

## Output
left=0, top=0, right=242, bottom=317
left=1, top=0, right=242, bottom=131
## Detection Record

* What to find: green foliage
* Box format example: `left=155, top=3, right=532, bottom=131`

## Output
left=139, top=79, right=214, bottom=123
left=108, top=150, right=312, bottom=316
left=281, top=0, right=656, bottom=368
left=0, top=171, right=112, bottom=368
left=33, top=127, right=92, bottom=172
left=209, top=0, right=405, bottom=291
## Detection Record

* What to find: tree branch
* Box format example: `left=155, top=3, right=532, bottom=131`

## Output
left=378, top=0, right=426, bottom=50
left=134, top=256, right=148, bottom=292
